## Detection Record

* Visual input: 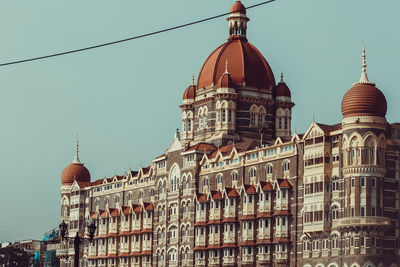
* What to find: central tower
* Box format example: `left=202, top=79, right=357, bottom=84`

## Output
left=180, top=1, right=294, bottom=147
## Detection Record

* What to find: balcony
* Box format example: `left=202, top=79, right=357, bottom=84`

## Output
left=195, top=259, right=206, bottom=266
left=196, top=211, right=207, bottom=222
left=223, top=233, right=236, bottom=244
left=257, top=254, right=270, bottom=263
left=337, top=216, right=391, bottom=229
left=209, top=258, right=220, bottom=265
left=143, top=219, right=152, bottom=229
left=242, top=255, right=254, bottom=263
left=303, top=221, right=329, bottom=233
left=56, top=248, right=68, bottom=257
left=223, top=256, right=235, bottom=265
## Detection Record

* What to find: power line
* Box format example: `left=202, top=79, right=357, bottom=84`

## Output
left=0, top=0, right=276, bottom=67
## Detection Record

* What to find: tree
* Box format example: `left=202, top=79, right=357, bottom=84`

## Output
left=0, top=247, right=32, bottom=266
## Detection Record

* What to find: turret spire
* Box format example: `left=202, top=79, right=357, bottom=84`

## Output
left=72, top=134, right=81, bottom=164
left=225, top=60, right=229, bottom=74
left=280, top=72, right=284, bottom=83
left=191, top=74, right=195, bottom=85
left=359, top=44, right=374, bottom=85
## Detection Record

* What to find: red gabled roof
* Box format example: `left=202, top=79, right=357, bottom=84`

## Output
left=99, top=210, right=107, bottom=218
left=109, top=208, right=119, bottom=217
left=315, top=122, right=342, bottom=133
left=90, top=212, right=98, bottom=219
left=256, top=239, right=272, bottom=245
left=118, top=253, right=130, bottom=257
left=257, top=212, right=272, bottom=218
left=194, top=221, right=208, bottom=226
left=274, top=237, right=291, bottom=243
left=143, top=202, right=154, bottom=211
left=91, top=179, right=103, bottom=186
left=186, top=142, right=217, bottom=152
left=155, top=154, right=166, bottom=159
left=260, top=181, right=274, bottom=191
left=121, top=206, right=131, bottom=215
left=226, top=187, right=240, bottom=198
left=210, top=190, right=223, bottom=200
left=197, top=193, right=208, bottom=202
left=239, top=215, right=256, bottom=221
left=273, top=210, right=291, bottom=216
left=132, top=204, right=142, bottom=213
left=119, top=231, right=130, bottom=236
left=239, top=240, right=255, bottom=246
left=222, top=217, right=238, bottom=223
left=141, top=250, right=152, bottom=256
left=244, top=184, right=257, bottom=195
left=278, top=179, right=292, bottom=189
left=193, top=246, right=207, bottom=251
left=142, top=166, right=151, bottom=175
left=207, top=220, right=222, bottom=225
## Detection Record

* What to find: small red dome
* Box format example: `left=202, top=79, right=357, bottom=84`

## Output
left=61, top=163, right=91, bottom=185
left=197, top=38, right=275, bottom=89
left=276, top=81, right=291, bottom=98
left=183, top=84, right=196, bottom=100
left=217, top=72, right=236, bottom=88
left=341, top=83, right=387, bottom=118
left=230, top=1, right=246, bottom=14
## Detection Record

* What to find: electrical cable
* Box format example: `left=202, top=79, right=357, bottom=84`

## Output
left=0, top=0, right=276, bottom=67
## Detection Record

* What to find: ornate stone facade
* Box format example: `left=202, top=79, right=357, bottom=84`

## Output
left=56, top=2, right=400, bottom=267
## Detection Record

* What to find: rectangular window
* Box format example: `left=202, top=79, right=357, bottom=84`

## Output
left=371, top=178, right=376, bottom=187
left=350, top=237, right=354, bottom=247
left=360, top=236, right=365, bottom=246
left=371, top=207, right=376, bottom=216
left=361, top=177, right=365, bottom=187
left=351, top=178, right=355, bottom=187
left=360, top=207, right=365, bottom=216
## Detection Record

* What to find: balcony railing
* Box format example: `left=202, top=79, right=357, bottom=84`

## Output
left=336, top=216, right=391, bottom=228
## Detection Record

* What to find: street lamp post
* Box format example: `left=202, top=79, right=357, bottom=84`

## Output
left=59, top=220, right=96, bottom=267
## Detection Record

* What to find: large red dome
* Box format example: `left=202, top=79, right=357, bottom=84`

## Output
left=341, top=83, right=387, bottom=118
left=197, top=37, right=276, bottom=90
left=61, top=163, right=91, bottom=185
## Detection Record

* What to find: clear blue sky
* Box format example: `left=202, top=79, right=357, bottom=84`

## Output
left=0, top=0, right=399, bottom=242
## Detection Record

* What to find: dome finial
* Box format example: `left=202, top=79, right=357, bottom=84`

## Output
left=225, top=60, right=229, bottom=74
left=280, top=72, right=284, bottom=83
left=228, top=1, right=249, bottom=38
left=72, top=134, right=81, bottom=164
left=359, top=44, right=373, bottom=84
left=191, top=74, right=195, bottom=85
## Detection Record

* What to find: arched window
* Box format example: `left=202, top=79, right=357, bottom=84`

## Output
left=249, top=168, right=256, bottom=178
left=312, top=236, right=319, bottom=250
left=203, top=178, right=209, bottom=187
left=168, top=225, right=178, bottom=239
left=302, top=236, right=309, bottom=251
left=331, top=233, right=339, bottom=249
left=217, top=174, right=223, bottom=184
left=331, top=176, right=339, bottom=191
left=231, top=172, right=238, bottom=182
left=283, top=161, right=290, bottom=172
left=150, top=188, right=155, bottom=197
left=266, top=165, right=273, bottom=175
left=331, top=205, right=339, bottom=220
left=139, top=190, right=143, bottom=200
left=115, top=194, right=120, bottom=204
left=168, top=248, right=177, bottom=262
